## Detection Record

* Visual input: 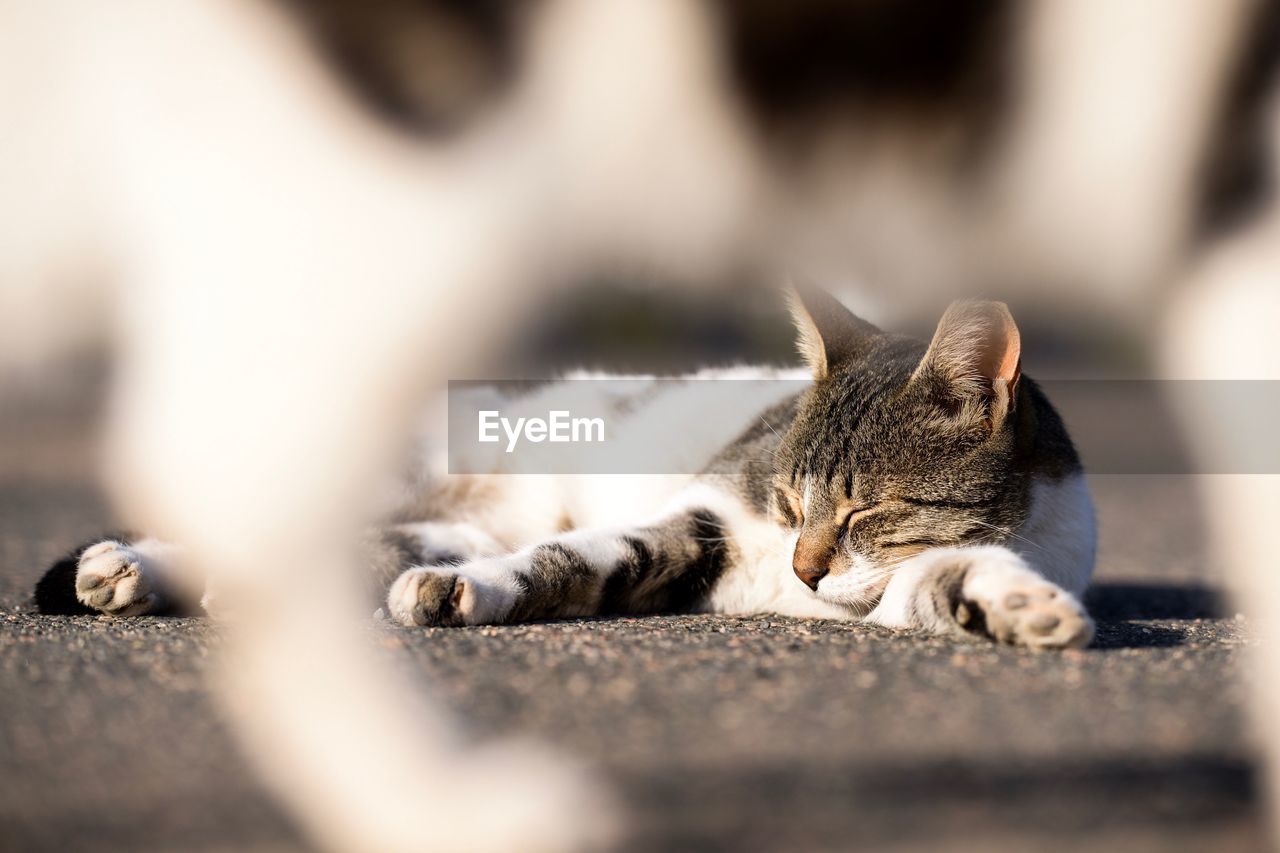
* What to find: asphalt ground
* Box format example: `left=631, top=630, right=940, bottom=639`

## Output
left=0, top=387, right=1265, bottom=852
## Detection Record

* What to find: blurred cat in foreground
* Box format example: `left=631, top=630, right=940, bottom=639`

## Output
left=0, top=1, right=1276, bottom=850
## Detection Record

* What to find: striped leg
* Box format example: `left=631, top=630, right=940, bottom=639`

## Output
left=386, top=508, right=736, bottom=627
left=865, top=545, right=1094, bottom=649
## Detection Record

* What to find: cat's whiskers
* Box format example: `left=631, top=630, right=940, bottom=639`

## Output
left=968, top=519, right=1046, bottom=552
left=758, top=416, right=784, bottom=443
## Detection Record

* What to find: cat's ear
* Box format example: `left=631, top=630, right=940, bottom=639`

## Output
left=914, top=301, right=1022, bottom=427
left=786, top=285, right=880, bottom=380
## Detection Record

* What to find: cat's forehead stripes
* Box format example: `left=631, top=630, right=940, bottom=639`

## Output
left=800, top=475, right=846, bottom=522
left=789, top=335, right=922, bottom=487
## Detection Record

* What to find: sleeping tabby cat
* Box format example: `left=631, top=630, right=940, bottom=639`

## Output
left=36, top=291, right=1095, bottom=649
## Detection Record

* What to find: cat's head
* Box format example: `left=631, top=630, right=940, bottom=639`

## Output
left=773, top=288, right=1048, bottom=611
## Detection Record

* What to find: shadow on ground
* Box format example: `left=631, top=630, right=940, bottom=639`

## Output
left=1087, top=582, right=1225, bottom=621
left=1086, top=582, right=1236, bottom=649
left=619, top=754, right=1257, bottom=852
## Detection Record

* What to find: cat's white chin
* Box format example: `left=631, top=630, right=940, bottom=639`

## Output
left=811, top=553, right=892, bottom=613
left=813, top=577, right=889, bottom=615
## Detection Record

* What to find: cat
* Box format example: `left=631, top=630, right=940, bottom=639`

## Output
left=37, top=291, right=1095, bottom=650
left=6, top=3, right=1271, bottom=847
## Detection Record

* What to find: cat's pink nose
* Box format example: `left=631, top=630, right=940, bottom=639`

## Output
left=794, top=564, right=828, bottom=591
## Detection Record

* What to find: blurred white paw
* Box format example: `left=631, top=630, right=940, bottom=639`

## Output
left=75, top=540, right=163, bottom=616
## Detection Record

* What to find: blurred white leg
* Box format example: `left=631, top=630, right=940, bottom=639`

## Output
left=1163, top=198, right=1280, bottom=834
left=22, top=1, right=614, bottom=850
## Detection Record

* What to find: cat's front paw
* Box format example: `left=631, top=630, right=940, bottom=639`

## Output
left=388, top=563, right=519, bottom=628
left=961, top=558, right=1093, bottom=650
left=387, top=568, right=473, bottom=627
left=76, top=540, right=163, bottom=616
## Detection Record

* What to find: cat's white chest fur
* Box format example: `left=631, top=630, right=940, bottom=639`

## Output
left=1007, top=473, right=1096, bottom=596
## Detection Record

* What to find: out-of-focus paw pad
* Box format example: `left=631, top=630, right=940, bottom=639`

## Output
left=75, top=541, right=160, bottom=616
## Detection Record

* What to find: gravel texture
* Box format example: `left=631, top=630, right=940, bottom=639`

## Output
left=0, top=400, right=1266, bottom=851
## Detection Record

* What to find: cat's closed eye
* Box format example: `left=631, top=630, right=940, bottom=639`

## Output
left=775, top=486, right=805, bottom=527
left=835, top=504, right=875, bottom=540
left=838, top=501, right=879, bottom=521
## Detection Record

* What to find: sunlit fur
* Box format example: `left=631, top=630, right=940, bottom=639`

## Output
left=46, top=300, right=1095, bottom=653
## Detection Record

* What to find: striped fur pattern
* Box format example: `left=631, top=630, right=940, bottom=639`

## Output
left=37, top=296, right=1096, bottom=649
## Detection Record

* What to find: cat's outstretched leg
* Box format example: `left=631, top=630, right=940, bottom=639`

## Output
left=37, top=522, right=503, bottom=618
left=388, top=507, right=735, bottom=627
left=866, top=545, right=1094, bottom=649
left=35, top=537, right=193, bottom=616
